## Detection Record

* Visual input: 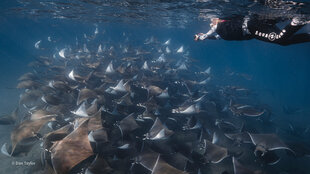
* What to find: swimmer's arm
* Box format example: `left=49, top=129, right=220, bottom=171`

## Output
left=195, top=32, right=220, bottom=40
left=195, top=25, right=220, bottom=40
left=205, top=34, right=221, bottom=40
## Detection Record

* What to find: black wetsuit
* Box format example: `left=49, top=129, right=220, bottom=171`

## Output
left=215, top=15, right=309, bottom=46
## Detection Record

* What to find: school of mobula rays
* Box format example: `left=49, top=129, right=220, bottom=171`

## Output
left=0, top=34, right=309, bottom=174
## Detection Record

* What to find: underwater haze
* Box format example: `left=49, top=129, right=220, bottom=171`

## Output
left=0, top=0, right=310, bottom=174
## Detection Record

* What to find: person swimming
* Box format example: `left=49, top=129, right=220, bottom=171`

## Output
left=194, top=1, right=310, bottom=46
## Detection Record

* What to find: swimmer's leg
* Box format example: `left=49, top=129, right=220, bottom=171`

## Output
left=278, top=33, right=310, bottom=46
left=249, top=22, right=305, bottom=44
left=280, top=24, right=304, bottom=39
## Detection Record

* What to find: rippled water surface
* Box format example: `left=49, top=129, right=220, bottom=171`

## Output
left=2, top=0, right=310, bottom=27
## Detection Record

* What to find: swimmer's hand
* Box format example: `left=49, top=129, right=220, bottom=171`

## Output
left=194, top=34, right=199, bottom=41
left=194, top=33, right=207, bottom=41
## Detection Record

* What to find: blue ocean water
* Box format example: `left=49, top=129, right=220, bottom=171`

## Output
left=1, top=14, right=309, bottom=113
left=0, top=0, right=310, bottom=174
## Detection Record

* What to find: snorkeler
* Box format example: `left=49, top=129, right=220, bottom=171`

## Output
left=194, top=0, right=310, bottom=46
left=194, top=15, right=310, bottom=46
